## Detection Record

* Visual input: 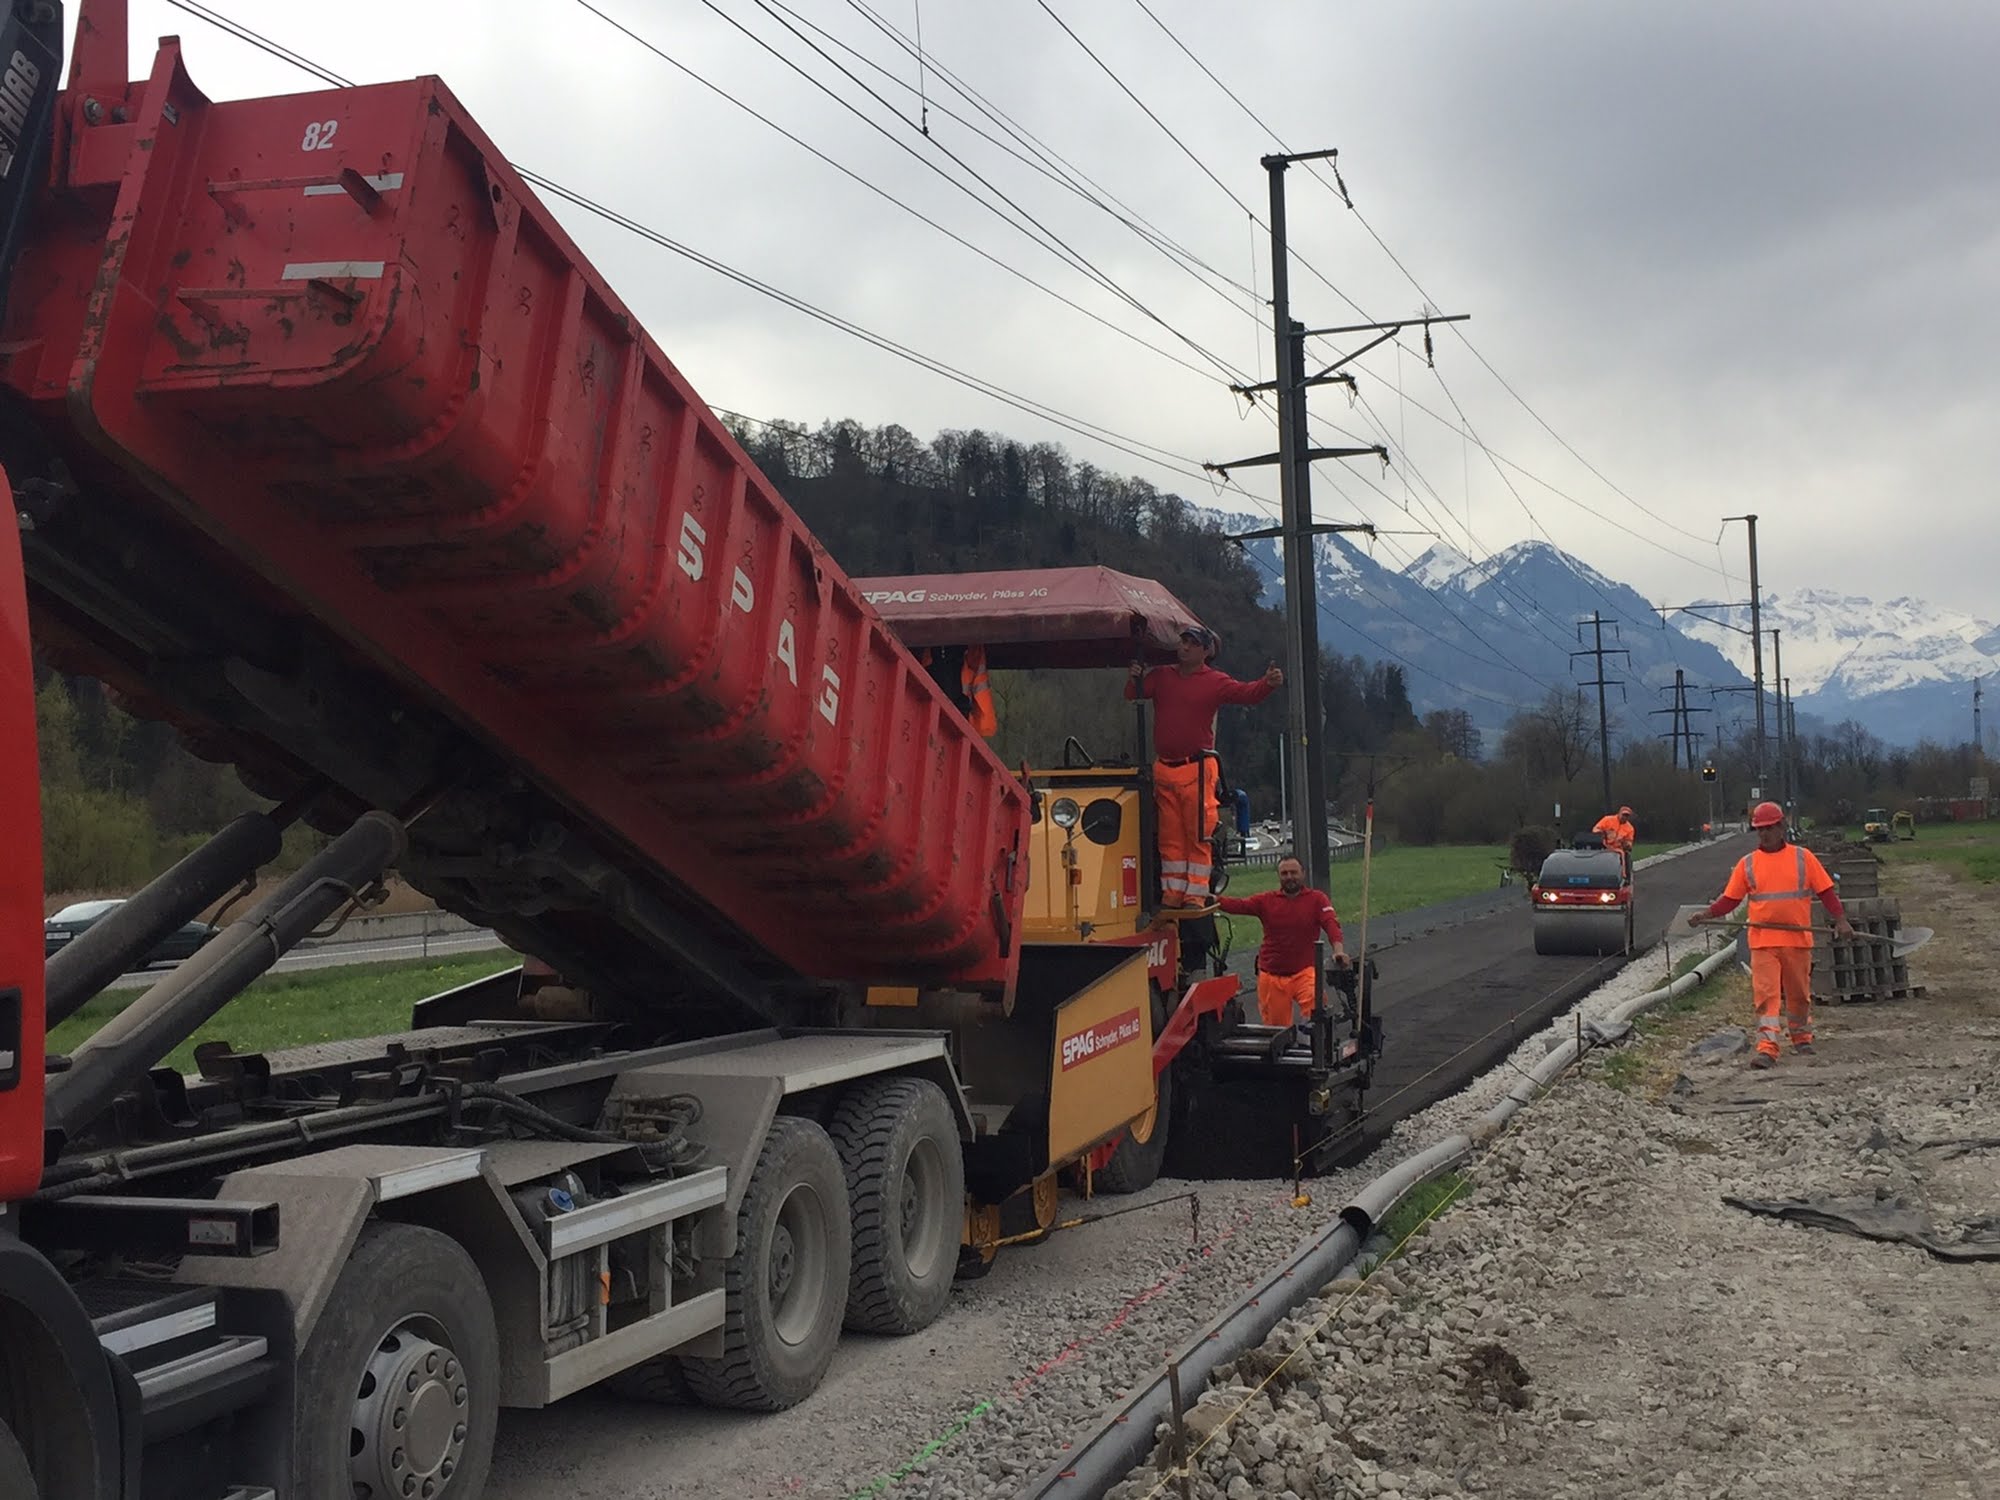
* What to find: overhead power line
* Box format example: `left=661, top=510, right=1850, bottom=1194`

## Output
left=1121, top=0, right=1725, bottom=552
left=772, top=0, right=1267, bottom=314
left=567, top=0, right=1235, bottom=390
left=702, top=0, right=1250, bottom=383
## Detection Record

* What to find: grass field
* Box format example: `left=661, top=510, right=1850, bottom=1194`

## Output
left=1217, top=839, right=1680, bottom=953
left=1867, top=820, right=2000, bottom=884
left=47, top=952, right=519, bottom=1075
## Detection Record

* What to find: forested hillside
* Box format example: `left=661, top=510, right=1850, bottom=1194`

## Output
left=730, top=415, right=1424, bottom=815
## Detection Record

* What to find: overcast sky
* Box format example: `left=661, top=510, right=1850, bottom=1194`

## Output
left=70, top=0, right=2000, bottom=619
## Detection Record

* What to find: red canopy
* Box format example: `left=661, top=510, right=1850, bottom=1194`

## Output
left=856, top=566, right=1206, bottom=669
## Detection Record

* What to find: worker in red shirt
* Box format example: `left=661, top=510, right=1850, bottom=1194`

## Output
left=1694, top=801, right=1857, bottom=1069
left=1218, top=855, right=1349, bottom=1025
left=1127, top=625, right=1281, bottom=908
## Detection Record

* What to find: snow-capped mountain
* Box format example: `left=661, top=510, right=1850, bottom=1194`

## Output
left=1215, top=515, right=1992, bottom=747
left=1676, top=589, right=2000, bottom=743
left=1403, top=541, right=1479, bottom=592
left=1225, top=520, right=1748, bottom=735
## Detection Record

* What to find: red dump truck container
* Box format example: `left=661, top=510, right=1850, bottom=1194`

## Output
left=0, top=44, right=1026, bottom=988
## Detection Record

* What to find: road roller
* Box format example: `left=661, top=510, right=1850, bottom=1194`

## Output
left=1530, top=841, right=1635, bottom=957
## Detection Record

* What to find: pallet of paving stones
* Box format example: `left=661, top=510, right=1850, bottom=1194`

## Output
left=1809, top=897, right=1924, bottom=1002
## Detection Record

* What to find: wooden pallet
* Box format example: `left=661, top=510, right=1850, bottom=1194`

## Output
left=1814, top=984, right=1928, bottom=1005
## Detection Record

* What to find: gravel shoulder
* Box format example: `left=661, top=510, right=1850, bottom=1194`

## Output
left=1114, top=856, right=2000, bottom=1500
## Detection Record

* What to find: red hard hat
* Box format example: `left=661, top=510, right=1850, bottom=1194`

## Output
left=1751, top=800, right=1784, bottom=828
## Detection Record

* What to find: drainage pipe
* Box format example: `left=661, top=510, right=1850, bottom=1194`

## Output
left=1021, top=937, right=1740, bottom=1498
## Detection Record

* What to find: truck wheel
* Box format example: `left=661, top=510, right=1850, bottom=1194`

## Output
left=1096, top=989, right=1172, bottom=1195
left=0, top=1421, right=36, bottom=1499
left=829, top=1077, right=964, bottom=1335
left=294, top=1222, right=500, bottom=1500
left=683, top=1117, right=850, bottom=1412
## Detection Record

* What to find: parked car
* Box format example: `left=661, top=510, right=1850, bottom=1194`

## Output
left=43, top=900, right=219, bottom=967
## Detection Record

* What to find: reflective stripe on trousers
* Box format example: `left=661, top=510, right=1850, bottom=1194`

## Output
left=1154, top=757, right=1219, bottom=907
left=1749, top=946, right=1814, bottom=1056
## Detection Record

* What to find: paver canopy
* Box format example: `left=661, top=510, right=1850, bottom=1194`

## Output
left=857, top=565, right=1207, bottom=670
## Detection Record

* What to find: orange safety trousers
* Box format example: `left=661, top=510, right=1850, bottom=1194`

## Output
left=1154, top=757, right=1219, bottom=907
left=1750, top=946, right=1814, bottom=1057
left=1256, top=968, right=1316, bottom=1026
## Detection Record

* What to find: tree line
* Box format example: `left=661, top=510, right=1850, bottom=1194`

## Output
left=35, top=671, right=321, bottom=900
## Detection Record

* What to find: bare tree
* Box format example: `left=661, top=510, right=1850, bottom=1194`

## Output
left=1501, top=688, right=1593, bottom=784
left=1422, top=708, right=1483, bottom=761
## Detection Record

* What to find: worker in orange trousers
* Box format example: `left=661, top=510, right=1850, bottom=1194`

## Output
left=1219, top=855, right=1349, bottom=1026
left=1127, top=626, right=1279, bottom=909
left=1694, top=801, right=1856, bottom=1068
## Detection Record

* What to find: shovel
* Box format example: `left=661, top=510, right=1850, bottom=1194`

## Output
left=1712, top=921, right=1933, bottom=973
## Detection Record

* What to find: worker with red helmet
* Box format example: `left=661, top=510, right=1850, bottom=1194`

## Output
left=1127, top=625, right=1281, bottom=909
left=1694, top=801, right=1856, bottom=1069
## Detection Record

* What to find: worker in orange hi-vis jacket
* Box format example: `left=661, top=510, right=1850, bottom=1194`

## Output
left=1126, top=626, right=1280, bottom=909
left=917, top=644, right=998, bottom=738
left=1592, top=804, right=1636, bottom=853
left=1694, top=801, right=1857, bottom=1069
left=1218, top=855, right=1349, bottom=1025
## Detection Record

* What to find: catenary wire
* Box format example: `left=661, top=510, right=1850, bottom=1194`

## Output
left=568, top=0, right=1238, bottom=390
left=1127, top=0, right=1722, bottom=551
left=712, top=0, right=1251, bottom=382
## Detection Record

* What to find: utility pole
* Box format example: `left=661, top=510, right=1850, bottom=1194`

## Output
left=1976, top=676, right=1984, bottom=756
left=1572, top=613, right=1630, bottom=810
left=1283, top=316, right=1327, bottom=883
left=1723, top=514, right=1766, bottom=796
left=1652, top=670, right=1688, bottom=768
left=1792, top=680, right=1808, bottom=812
left=1768, top=628, right=1786, bottom=812
left=1650, top=669, right=1711, bottom=769
left=1206, top=148, right=1464, bottom=892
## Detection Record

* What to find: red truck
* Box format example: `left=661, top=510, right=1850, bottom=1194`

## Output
left=0, top=6, right=1376, bottom=1495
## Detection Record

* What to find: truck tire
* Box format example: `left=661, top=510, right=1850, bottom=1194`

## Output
left=683, top=1117, right=850, bottom=1412
left=1096, top=989, right=1172, bottom=1196
left=605, top=1353, right=692, bottom=1405
left=293, top=1222, right=500, bottom=1500
left=828, top=1077, right=964, bottom=1335
left=0, top=1421, right=36, bottom=1499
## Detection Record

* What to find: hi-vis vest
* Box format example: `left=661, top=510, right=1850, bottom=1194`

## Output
left=919, top=646, right=997, bottom=738
left=1737, top=845, right=1818, bottom=949
left=962, top=645, right=997, bottom=738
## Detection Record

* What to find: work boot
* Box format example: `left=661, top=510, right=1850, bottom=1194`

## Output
left=1750, top=1053, right=1776, bottom=1071
left=1793, top=1042, right=1816, bottom=1056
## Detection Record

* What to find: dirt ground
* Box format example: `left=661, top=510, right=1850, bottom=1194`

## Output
left=1120, top=854, right=2000, bottom=1500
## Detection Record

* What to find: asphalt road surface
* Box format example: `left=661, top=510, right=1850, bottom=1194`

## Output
left=1360, top=834, right=1750, bottom=1126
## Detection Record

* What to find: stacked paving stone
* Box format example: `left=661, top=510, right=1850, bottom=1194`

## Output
left=1796, top=837, right=1922, bottom=1001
